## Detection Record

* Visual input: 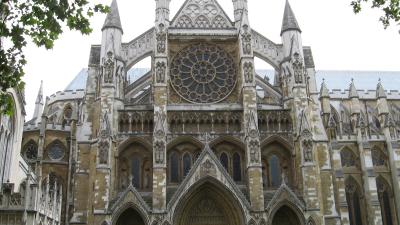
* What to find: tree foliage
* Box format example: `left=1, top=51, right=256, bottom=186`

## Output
left=0, top=0, right=109, bottom=115
left=351, top=0, right=400, bottom=30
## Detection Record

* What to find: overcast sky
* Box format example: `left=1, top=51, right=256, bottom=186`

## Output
left=22, top=0, right=400, bottom=119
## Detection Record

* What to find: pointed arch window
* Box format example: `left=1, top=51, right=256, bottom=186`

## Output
left=345, top=180, right=364, bottom=225
left=233, top=153, right=242, bottom=182
left=341, top=149, right=358, bottom=168
left=170, top=152, right=179, bottom=183
left=220, top=152, right=229, bottom=171
left=183, top=153, right=192, bottom=177
left=131, top=157, right=141, bottom=188
left=269, top=154, right=281, bottom=188
left=372, top=148, right=388, bottom=167
left=377, top=178, right=395, bottom=225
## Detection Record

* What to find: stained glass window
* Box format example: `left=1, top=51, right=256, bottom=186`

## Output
left=170, top=152, right=179, bottom=183
left=131, top=157, right=140, bottom=188
left=220, top=153, right=229, bottom=171
left=269, top=155, right=281, bottom=187
left=48, top=141, right=65, bottom=160
left=183, top=153, right=192, bottom=177
left=233, top=153, right=242, bottom=182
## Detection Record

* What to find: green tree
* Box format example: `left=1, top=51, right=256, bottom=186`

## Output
left=351, top=0, right=400, bottom=30
left=0, top=0, right=109, bottom=115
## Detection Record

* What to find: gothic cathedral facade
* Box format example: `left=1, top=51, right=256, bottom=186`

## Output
left=20, top=0, right=400, bottom=225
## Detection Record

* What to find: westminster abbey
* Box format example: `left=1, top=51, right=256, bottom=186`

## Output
left=6, top=0, right=400, bottom=225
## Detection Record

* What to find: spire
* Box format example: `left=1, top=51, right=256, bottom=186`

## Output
left=320, top=79, right=330, bottom=98
left=102, top=0, right=123, bottom=33
left=32, top=81, right=44, bottom=120
left=376, top=79, right=387, bottom=98
left=281, top=0, right=302, bottom=36
left=349, top=79, right=359, bottom=98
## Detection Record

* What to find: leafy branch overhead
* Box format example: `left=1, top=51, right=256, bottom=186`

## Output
left=351, top=0, right=400, bottom=30
left=0, top=0, right=109, bottom=115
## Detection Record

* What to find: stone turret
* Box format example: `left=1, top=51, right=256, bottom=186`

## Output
left=280, top=0, right=305, bottom=97
left=100, top=0, right=123, bottom=59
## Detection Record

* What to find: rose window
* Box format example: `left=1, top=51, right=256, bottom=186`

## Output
left=170, top=43, right=237, bottom=103
left=48, top=142, right=65, bottom=160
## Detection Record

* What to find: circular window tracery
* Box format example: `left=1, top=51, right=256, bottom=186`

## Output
left=48, top=142, right=65, bottom=161
left=170, top=43, right=237, bottom=103
left=25, top=142, right=38, bottom=162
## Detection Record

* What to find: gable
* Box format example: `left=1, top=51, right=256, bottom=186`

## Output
left=171, top=0, right=234, bottom=29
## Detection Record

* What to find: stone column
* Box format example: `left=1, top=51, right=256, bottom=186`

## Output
left=355, top=129, right=383, bottom=225
left=153, top=0, right=170, bottom=213
left=331, top=144, right=350, bottom=225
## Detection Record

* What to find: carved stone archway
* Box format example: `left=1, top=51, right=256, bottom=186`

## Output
left=271, top=205, right=302, bottom=225
left=115, top=207, right=146, bottom=225
left=173, top=181, right=245, bottom=225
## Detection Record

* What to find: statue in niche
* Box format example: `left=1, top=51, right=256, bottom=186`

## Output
left=249, top=140, right=259, bottom=163
left=99, top=141, right=109, bottom=164
left=156, top=61, right=166, bottom=83
left=154, top=141, right=165, bottom=164
left=156, top=23, right=166, bottom=54
left=292, top=52, right=304, bottom=84
left=120, top=160, right=129, bottom=189
left=143, top=165, right=151, bottom=189
left=241, top=25, right=252, bottom=55
left=302, top=139, right=313, bottom=162
left=102, top=51, right=115, bottom=84
left=243, top=61, right=254, bottom=83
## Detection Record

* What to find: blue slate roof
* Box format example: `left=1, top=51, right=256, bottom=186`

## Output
left=64, top=68, right=400, bottom=92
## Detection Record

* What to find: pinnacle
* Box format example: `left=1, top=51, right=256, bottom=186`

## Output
left=281, top=0, right=301, bottom=36
left=102, top=0, right=123, bottom=33
left=376, top=79, right=387, bottom=98
left=320, top=79, right=330, bottom=98
left=349, top=78, right=359, bottom=98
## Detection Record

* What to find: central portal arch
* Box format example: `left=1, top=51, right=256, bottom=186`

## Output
left=174, top=180, right=245, bottom=225
left=115, top=207, right=146, bottom=225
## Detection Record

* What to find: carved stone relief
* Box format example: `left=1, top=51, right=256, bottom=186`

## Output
left=241, top=25, right=252, bottom=55
left=156, top=61, right=166, bottom=83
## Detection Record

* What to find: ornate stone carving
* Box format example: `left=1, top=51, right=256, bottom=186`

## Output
left=102, top=51, right=115, bottom=83
left=241, top=25, right=252, bottom=55
left=246, top=110, right=258, bottom=138
left=200, top=159, right=216, bottom=176
left=172, top=0, right=232, bottom=29
left=156, top=23, right=166, bottom=54
left=156, top=61, right=166, bottom=83
left=154, top=140, right=165, bottom=164
left=154, top=111, right=166, bottom=138
left=292, top=52, right=304, bottom=84
left=243, top=61, right=254, bottom=83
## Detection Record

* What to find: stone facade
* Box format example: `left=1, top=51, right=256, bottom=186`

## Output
left=20, top=0, right=400, bottom=225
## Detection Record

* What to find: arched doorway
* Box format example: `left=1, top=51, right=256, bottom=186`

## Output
left=115, top=208, right=145, bottom=225
left=174, top=181, right=245, bottom=225
left=271, top=205, right=302, bottom=225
